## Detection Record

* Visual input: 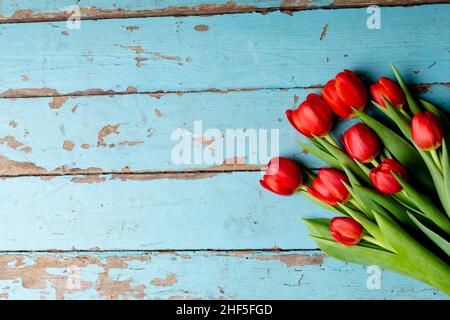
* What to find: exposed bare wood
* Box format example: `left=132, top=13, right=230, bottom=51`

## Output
left=0, top=83, right=447, bottom=99
left=0, top=155, right=264, bottom=179
left=0, top=1, right=447, bottom=24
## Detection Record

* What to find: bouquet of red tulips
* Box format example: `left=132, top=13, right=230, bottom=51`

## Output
left=260, top=65, right=450, bottom=294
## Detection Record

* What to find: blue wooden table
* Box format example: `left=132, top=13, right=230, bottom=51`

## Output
left=0, top=0, right=448, bottom=299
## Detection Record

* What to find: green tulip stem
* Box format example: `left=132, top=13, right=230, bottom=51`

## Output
left=324, top=134, right=340, bottom=149
left=383, top=148, right=393, bottom=159
left=430, top=149, right=443, bottom=173
left=370, top=159, right=380, bottom=167
left=399, top=108, right=411, bottom=121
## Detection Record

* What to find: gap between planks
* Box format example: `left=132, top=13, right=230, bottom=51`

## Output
left=0, top=248, right=321, bottom=254
left=0, top=1, right=448, bottom=25
left=0, top=83, right=445, bottom=100
left=0, top=85, right=322, bottom=100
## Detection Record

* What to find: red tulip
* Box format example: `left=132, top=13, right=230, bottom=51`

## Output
left=286, top=93, right=333, bottom=138
left=322, top=69, right=367, bottom=119
left=370, top=159, right=407, bottom=194
left=330, top=217, right=364, bottom=246
left=341, top=123, right=381, bottom=163
left=370, top=77, right=405, bottom=109
left=260, top=157, right=302, bottom=196
left=306, top=168, right=350, bottom=206
left=411, top=111, right=443, bottom=151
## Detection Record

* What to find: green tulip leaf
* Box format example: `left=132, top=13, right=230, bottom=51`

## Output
left=297, top=141, right=340, bottom=169
left=390, top=64, right=421, bottom=114
left=383, top=147, right=393, bottom=159
left=340, top=166, right=365, bottom=201
left=371, top=100, right=388, bottom=114
left=312, top=237, right=436, bottom=288
left=383, top=97, right=412, bottom=139
left=341, top=167, right=390, bottom=220
left=341, top=164, right=364, bottom=188
left=299, top=190, right=345, bottom=215
left=373, top=211, right=450, bottom=294
left=442, top=140, right=450, bottom=218
left=407, top=148, right=449, bottom=220
left=392, top=191, right=423, bottom=216
left=407, top=212, right=450, bottom=257
left=392, top=173, right=450, bottom=234
left=302, top=218, right=333, bottom=241
left=310, top=137, right=330, bottom=152
left=352, top=185, right=412, bottom=227
left=341, top=181, right=370, bottom=217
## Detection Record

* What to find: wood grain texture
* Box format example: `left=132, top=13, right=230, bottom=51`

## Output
left=1, top=1, right=448, bottom=23
left=0, top=6, right=448, bottom=96
left=0, top=85, right=448, bottom=174
left=0, top=251, right=446, bottom=300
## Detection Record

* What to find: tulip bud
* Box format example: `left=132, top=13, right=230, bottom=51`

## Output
left=322, top=69, right=367, bottom=119
left=306, top=168, right=350, bottom=206
left=341, top=123, right=381, bottom=163
left=286, top=93, right=333, bottom=138
left=260, top=157, right=302, bottom=196
left=411, top=111, right=443, bottom=151
left=330, top=217, right=363, bottom=246
left=370, top=77, right=405, bottom=108
left=370, top=159, right=407, bottom=194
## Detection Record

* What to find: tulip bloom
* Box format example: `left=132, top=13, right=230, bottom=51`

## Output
left=341, top=123, right=381, bottom=163
left=370, top=159, right=407, bottom=194
left=411, top=111, right=443, bottom=151
left=370, top=77, right=405, bottom=108
left=260, top=157, right=302, bottom=196
left=306, top=168, right=350, bottom=206
left=330, top=217, right=364, bottom=246
left=322, top=69, right=367, bottom=119
left=286, top=93, right=333, bottom=138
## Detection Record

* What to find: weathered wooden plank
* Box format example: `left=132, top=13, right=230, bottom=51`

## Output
left=0, top=1, right=446, bottom=23
left=0, top=251, right=446, bottom=300
left=0, top=85, right=447, bottom=174
left=0, top=6, right=448, bottom=95
left=0, top=171, right=333, bottom=250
